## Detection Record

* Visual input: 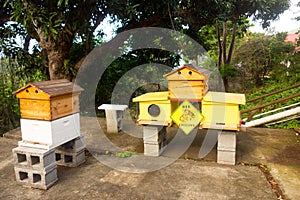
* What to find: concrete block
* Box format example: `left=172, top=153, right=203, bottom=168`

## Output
left=144, top=143, right=163, bottom=156
left=217, top=131, right=236, bottom=151
left=14, top=163, right=58, bottom=190
left=57, top=135, right=85, bottom=153
left=143, top=126, right=167, bottom=144
left=217, top=150, right=236, bottom=165
left=98, top=104, right=128, bottom=133
left=20, top=113, right=81, bottom=149
left=143, top=126, right=167, bottom=156
left=55, top=149, right=85, bottom=167
left=105, top=110, right=118, bottom=133
left=12, top=146, right=56, bottom=170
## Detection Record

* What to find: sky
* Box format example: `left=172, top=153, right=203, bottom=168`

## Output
left=249, top=0, right=300, bottom=33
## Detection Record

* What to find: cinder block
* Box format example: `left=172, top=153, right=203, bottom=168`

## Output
left=217, top=150, right=236, bottom=165
left=57, top=135, right=85, bottom=153
left=14, top=163, right=58, bottom=190
left=143, top=126, right=167, bottom=156
left=55, top=149, right=85, bottom=167
left=144, top=143, right=162, bottom=156
left=12, top=146, right=56, bottom=170
left=143, top=126, right=167, bottom=144
left=217, top=131, right=236, bottom=151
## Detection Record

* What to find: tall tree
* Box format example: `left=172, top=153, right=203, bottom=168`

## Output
left=7, top=0, right=106, bottom=80
left=233, top=33, right=294, bottom=89
left=215, top=0, right=290, bottom=90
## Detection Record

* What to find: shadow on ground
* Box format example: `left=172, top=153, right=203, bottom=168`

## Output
left=1, top=117, right=299, bottom=200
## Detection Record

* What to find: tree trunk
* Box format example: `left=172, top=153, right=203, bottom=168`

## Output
left=47, top=48, right=69, bottom=80
left=221, top=22, right=228, bottom=65
left=227, top=22, right=237, bottom=65
left=216, top=22, right=222, bottom=68
left=24, top=35, right=31, bottom=52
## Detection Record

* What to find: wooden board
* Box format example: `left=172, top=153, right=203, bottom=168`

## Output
left=20, top=113, right=81, bottom=149
left=168, top=80, right=204, bottom=88
left=168, top=80, right=206, bottom=101
left=16, top=86, right=49, bottom=100
left=50, top=95, right=80, bottom=120
left=164, top=66, right=207, bottom=81
left=20, top=94, right=80, bottom=120
left=200, top=123, right=239, bottom=131
left=20, top=99, right=51, bottom=120
left=201, top=102, right=241, bottom=131
left=169, top=87, right=205, bottom=100
left=13, top=79, right=83, bottom=98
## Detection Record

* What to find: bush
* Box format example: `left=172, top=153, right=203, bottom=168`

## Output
left=0, top=58, right=47, bottom=136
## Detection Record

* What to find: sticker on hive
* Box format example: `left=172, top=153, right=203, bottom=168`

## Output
left=171, top=100, right=203, bottom=135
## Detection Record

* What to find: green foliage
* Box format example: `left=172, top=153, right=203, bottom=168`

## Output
left=241, top=80, right=300, bottom=129
left=0, top=58, right=47, bottom=136
left=219, top=64, right=237, bottom=78
left=233, top=33, right=294, bottom=90
left=115, top=151, right=137, bottom=158
left=96, top=49, right=179, bottom=107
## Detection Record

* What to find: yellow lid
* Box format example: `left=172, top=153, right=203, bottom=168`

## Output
left=203, top=92, right=246, bottom=105
left=132, top=91, right=169, bottom=102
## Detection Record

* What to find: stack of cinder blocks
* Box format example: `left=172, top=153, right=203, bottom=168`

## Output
left=143, top=126, right=167, bottom=156
left=12, top=79, right=85, bottom=189
left=217, top=131, right=236, bottom=165
left=13, top=147, right=57, bottom=189
left=55, top=135, right=86, bottom=167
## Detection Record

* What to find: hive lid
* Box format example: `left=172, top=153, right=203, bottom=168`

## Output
left=163, top=64, right=211, bottom=80
left=132, top=91, right=169, bottom=102
left=13, top=79, right=84, bottom=97
left=203, top=92, right=246, bottom=105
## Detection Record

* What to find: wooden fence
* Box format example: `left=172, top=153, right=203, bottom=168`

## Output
left=241, top=83, right=300, bottom=122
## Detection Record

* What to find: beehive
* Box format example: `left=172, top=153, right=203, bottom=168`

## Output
left=164, top=64, right=210, bottom=102
left=200, top=92, right=246, bottom=131
left=13, top=79, right=83, bottom=121
left=132, top=91, right=178, bottom=126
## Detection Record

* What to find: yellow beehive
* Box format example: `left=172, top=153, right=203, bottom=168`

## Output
left=13, top=79, right=83, bottom=121
left=200, top=92, right=246, bottom=131
left=132, top=91, right=178, bottom=126
left=164, top=64, right=210, bottom=102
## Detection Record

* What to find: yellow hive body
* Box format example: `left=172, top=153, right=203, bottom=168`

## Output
left=201, top=92, right=246, bottom=131
left=164, top=64, right=210, bottom=102
left=132, top=91, right=178, bottom=126
left=13, top=79, right=83, bottom=121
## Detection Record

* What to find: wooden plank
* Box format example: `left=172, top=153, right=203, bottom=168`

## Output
left=50, top=95, right=80, bottom=120
left=20, top=113, right=80, bottom=148
left=19, top=95, right=80, bottom=120
left=200, top=123, right=239, bottom=131
left=244, top=107, right=300, bottom=127
left=98, top=104, right=128, bottom=111
left=246, top=83, right=300, bottom=103
left=164, top=66, right=207, bottom=81
left=16, top=86, right=49, bottom=100
left=137, top=119, right=172, bottom=126
left=241, top=93, right=300, bottom=114
left=20, top=99, right=51, bottom=120
left=169, top=87, right=204, bottom=100
left=14, top=79, right=83, bottom=98
left=168, top=80, right=204, bottom=88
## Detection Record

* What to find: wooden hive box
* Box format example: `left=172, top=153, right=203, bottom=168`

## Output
left=164, top=64, right=210, bottom=102
left=132, top=91, right=178, bottom=126
left=13, top=79, right=84, bottom=121
left=200, top=92, right=246, bottom=131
